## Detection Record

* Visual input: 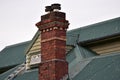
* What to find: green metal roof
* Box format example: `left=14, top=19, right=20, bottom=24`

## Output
left=0, top=65, right=38, bottom=80
left=0, top=17, right=120, bottom=80
left=0, top=41, right=30, bottom=69
left=0, top=44, right=95, bottom=80
left=72, top=52, right=120, bottom=80
left=1, top=46, right=120, bottom=80
left=66, top=33, right=78, bottom=45
left=23, top=17, right=120, bottom=46
left=14, top=69, right=38, bottom=80
left=67, top=17, right=120, bottom=45
left=66, top=45, right=97, bottom=78
left=0, top=65, right=19, bottom=80
left=66, top=45, right=96, bottom=68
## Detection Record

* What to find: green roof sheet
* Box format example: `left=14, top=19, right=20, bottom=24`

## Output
left=0, top=65, right=38, bottom=80
left=72, top=52, right=120, bottom=80
left=0, top=44, right=96, bottom=80
left=0, top=41, right=30, bottom=69
left=0, top=65, right=19, bottom=80
left=66, top=45, right=97, bottom=78
left=66, top=45, right=96, bottom=68
left=1, top=17, right=120, bottom=80
left=1, top=45, right=120, bottom=80
left=14, top=69, right=38, bottom=80
left=22, top=17, right=120, bottom=46
left=67, top=17, right=120, bottom=45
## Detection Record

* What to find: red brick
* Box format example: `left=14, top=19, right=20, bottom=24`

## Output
left=36, top=11, right=69, bottom=80
left=39, top=60, right=68, bottom=80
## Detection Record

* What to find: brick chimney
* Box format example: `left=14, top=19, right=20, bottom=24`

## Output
left=36, top=4, right=69, bottom=80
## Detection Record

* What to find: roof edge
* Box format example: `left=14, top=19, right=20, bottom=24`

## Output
left=67, top=17, right=120, bottom=33
left=25, top=30, right=40, bottom=54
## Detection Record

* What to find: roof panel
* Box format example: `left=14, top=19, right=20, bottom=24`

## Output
left=14, top=69, right=38, bottom=80
left=0, top=41, right=30, bottom=68
left=73, top=52, right=120, bottom=80
left=67, top=17, right=120, bottom=44
left=0, top=65, right=19, bottom=80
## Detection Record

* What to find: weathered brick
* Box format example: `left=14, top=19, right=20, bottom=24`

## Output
left=36, top=9, right=69, bottom=80
left=39, top=60, right=68, bottom=80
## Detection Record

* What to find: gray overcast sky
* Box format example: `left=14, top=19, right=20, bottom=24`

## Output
left=0, top=0, right=120, bottom=51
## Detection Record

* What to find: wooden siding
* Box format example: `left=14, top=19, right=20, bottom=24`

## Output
left=28, top=36, right=41, bottom=54
left=89, top=36, right=120, bottom=54
left=27, top=35, right=73, bottom=55
left=26, top=34, right=73, bottom=69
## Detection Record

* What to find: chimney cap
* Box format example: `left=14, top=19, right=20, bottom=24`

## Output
left=45, top=6, right=53, bottom=12
left=51, top=3, right=61, bottom=11
left=45, top=3, right=61, bottom=12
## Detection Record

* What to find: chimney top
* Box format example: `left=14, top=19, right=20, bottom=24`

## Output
left=45, top=3, right=61, bottom=12
left=45, top=6, right=53, bottom=12
left=51, top=3, right=61, bottom=11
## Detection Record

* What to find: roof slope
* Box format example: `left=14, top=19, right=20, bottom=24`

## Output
left=2, top=48, right=120, bottom=80
left=14, top=69, right=38, bottom=80
left=0, top=68, right=38, bottom=80
left=73, top=52, right=120, bottom=80
left=0, top=41, right=30, bottom=69
left=0, top=65, right=19, bottom=80
left=0, top=17, right=120, bottom=80
left=0, top=44, right=95, bottom=80
left=22, top=17, right=120, bottom=46
left=67, top=45, right=96, bottom=78
left=67, top=17, right=120, bottom=44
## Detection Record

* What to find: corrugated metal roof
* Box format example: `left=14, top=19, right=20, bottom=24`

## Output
left=1, top=46, right=120, bottom=80
left=0, top=65, right=19, bottom=80
left=0, top=41, right=30, bottom=69
left=72, top=52, right=120, bottom=80
left=67, top=17, right=120, bottom=45
left=0, top=17, right=120, bottom=80
left=66, top=45, right=97, bottom=79
left=14, top=69, right=38, bottom=80
left=66, top=45, right=96, bottom=65
left=0, top=66, right=38, bottom=80
left=1, top=44, right=95, bottom=80
left=23, top=17, right=120, bottom=47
